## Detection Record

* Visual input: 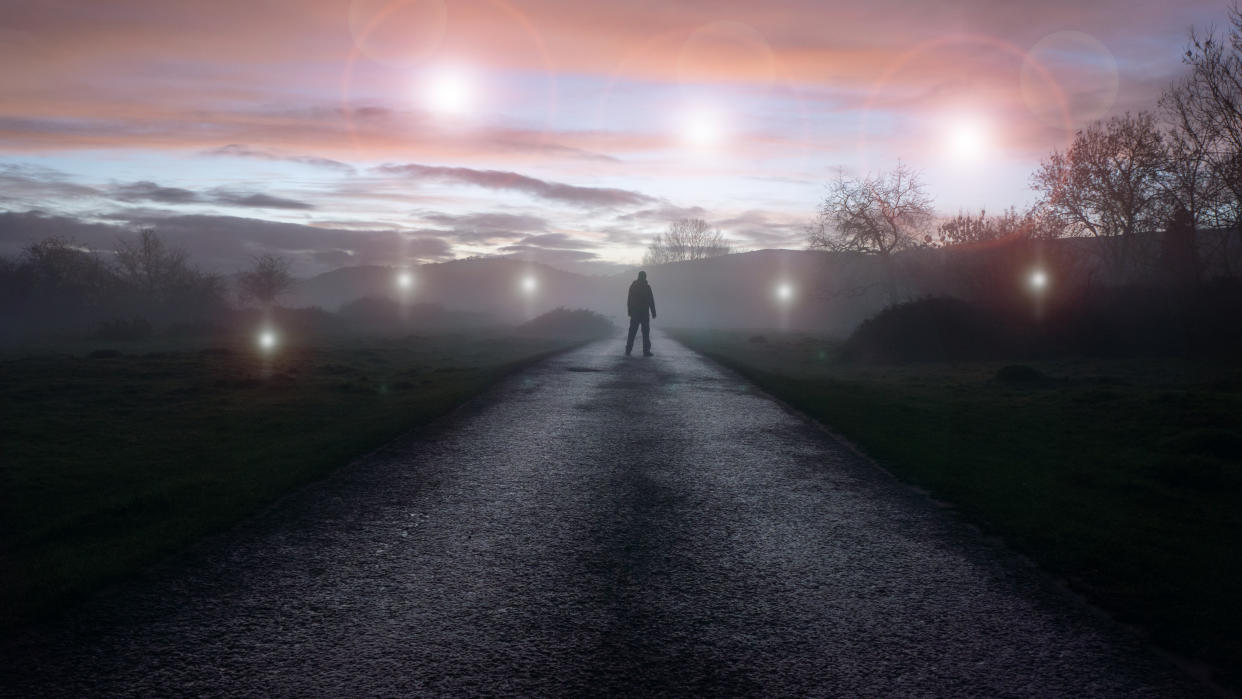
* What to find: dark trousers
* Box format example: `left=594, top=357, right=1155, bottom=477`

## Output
left=626, top=315, right=650, bottom=354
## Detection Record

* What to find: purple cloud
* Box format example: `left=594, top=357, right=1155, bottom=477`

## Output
left=377, top=163, right=656, bottom=208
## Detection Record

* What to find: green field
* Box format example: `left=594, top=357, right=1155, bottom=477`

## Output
left=669, top=328, right=1242, bottom=687
left=0, top=331, right=597, bottom=628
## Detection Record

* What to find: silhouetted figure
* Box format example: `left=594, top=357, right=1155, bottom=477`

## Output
left=625, top=270, right=657, bottom=356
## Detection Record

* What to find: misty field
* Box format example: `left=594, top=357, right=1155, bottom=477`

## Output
left=670, top=328, right=1242, bottom=683
left=0, top=331, right=599, bottom=628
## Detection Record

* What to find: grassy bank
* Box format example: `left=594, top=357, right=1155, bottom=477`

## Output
left=669, top=328, right=1242, bottom=687
left=0, top=331, right=595, bottom=628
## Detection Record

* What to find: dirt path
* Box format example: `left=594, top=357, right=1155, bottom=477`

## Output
left=3, top=333, right=1206, bottom=696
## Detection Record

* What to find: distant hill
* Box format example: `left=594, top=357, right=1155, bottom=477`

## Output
left=285, top=231, right=1242, bottom=336
left=289, top=258, right=584, bottom=319
left=285, top=250, right=890, bottom=336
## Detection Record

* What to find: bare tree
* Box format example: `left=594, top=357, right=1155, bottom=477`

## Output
left=1160, top=12, right=1242, bottom=276
left=237, top=254, right=293, bottom=307
left=643, top=218, right=732, bottom=266
left=808, top=162, right=934, bottom=301
left=809, top=162, right=934, bottom=254
left=1031, top=112, right=1166, bottom=282
left=113, top=228, right=192, bottom=296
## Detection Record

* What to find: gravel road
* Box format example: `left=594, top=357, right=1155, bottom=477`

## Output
left=3, top=333, right=1207, bottom=697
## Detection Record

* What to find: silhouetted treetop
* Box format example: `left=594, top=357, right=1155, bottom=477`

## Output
left=237, top=254, right=293, bottom=307
left=643, top=218, right=732, bottom=266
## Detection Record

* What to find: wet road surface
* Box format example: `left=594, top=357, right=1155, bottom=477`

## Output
left=4, top=334, right=1206, bottom=696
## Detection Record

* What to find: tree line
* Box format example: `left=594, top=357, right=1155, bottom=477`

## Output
left=0, top=229, right=294, bottom=341
left=808, top=7, right=1242, bottom=300
left=642, top=218, right=733, bottom=266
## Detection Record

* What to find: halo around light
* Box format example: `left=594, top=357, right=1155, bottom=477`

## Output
left=258, top=329, right=278, bottom=351
left=681, top=108, right=725, bottom=148
left=425, top=66, right=474, bottom=116
left=947, top=117, right=988, bottom=163
left=1029, top=269, right=1049, bottom=291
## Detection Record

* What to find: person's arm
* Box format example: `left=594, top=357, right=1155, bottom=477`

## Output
left=648, top=287, right=657, bottom=318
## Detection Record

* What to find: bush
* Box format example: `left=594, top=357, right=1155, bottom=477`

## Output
left=839, top=280, right=1242, bottom=364
left=839, top=297, right=1008, bottom=363
left=519, top=308, right=614, bottom=338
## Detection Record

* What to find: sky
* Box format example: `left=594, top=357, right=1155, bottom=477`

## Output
left=0, top=0, right=1228, bottom=276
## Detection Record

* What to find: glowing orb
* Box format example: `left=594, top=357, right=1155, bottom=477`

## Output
left=776, top=282, right=794, bottom=301
left=396, top=271, right=414, bottom=290
left=1029, top=269, right=1049, bottom=291
left=682, top=109, right=724, bottom=148
left=521, top=275, right=537, bottom=293
left=425, top=66, right=473, bottom=115
left=948, top=119, right=987, bottom=162
left=258, top=329, right=277, bottom=351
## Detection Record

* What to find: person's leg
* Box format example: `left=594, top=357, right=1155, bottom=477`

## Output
left=641, top=317, right=651, bottom=354
left=625, top=316, right=639, bottom=354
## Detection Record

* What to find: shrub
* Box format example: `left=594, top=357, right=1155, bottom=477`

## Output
left=839, top=297, right=1008, bottom=363
left=519, top=308, right=614, bottom=338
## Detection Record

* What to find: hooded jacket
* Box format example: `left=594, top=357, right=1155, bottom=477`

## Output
left=627, top=277, right=656, bottom=319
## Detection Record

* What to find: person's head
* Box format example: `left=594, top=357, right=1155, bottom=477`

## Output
left=637, top=270, right=647, bottom=281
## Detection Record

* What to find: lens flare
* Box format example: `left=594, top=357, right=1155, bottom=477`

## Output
left=348, top=0, right=447, bottom=67
left=1022, top=31, right=1118, bottom=129
left=776, top=282, right=794, bottom=301
left=521, top=275, right=537, bottom=293
left=396, top=271, right=414, bottom=290
left=677, top=21, right=776, bottom=88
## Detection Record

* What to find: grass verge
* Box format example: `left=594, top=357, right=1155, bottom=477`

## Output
left=1, top=331, right=596, bottom=629
left=669, top=327, right=1242, bottom=688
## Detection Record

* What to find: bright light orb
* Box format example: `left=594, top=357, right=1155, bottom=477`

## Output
left=682, top=109, right=723, bottom=148
left=948, top=119, right=987, bottom=162
left=425, top=66, right=473, bottom=116
left=1029, top=269, right=1049, bottom=291
left=396, top=271, right=414, bottom=290
left=776, top=282, right=794, bottom=302
left=258, top=329, right=277, bottom=351
left=521, top=275, right=537, bottom=294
